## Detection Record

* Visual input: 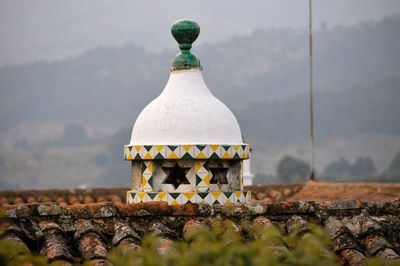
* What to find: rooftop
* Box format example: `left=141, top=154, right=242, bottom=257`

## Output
left=1, top=182, right=400, bottom=265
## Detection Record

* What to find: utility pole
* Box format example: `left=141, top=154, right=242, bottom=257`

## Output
left=308, top=0, right=316, bottom=181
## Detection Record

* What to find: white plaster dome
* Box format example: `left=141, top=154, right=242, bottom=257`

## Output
left=130, top=69, right=244, bottom=145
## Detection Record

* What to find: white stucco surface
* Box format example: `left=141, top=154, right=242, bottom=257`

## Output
left=243, top=156, right=255, bottom=186
left=130, top=69, right=244, bottom=145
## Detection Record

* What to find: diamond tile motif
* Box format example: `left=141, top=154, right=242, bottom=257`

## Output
left=167, top=192, right=182, bottom=205
left=135, top=192, right=148, bottom=203
left=127, top=190, right=250, bottom=205
left=241, top=145, right=249, bottom=159
left=147, top=192, right=159, bottom=201
left=127, top=191, right=135, bottom=203
left=153, top=145, right=166, bottom=159
left=166, top=145, right=179, bottom=159
left=124, top=146, right=131, bottom=160
left=207, top=145, right=221, bottom=159
left=195, top=160, right=210, bottom=192
left=223, top=192, right=235, bottom=204
left=124, top=144, right=249, bottom=160
left=133, top=146, right=142, bottom=160
left=195, top=192, right=210, bottom=204
left=231, top=145, right=243, bottom=159
left=194, top=145, right=208, bottom=159
left=234, top=191, right=245, bottom=203
left=245, top=191, right=251, bottom=202
left=141, top=161, right=154, bottom=192
left=179, top=145, right=194, bottom=159
left=158, top=192, right=168, bottom=201
left=140, top=145, right=154, bottom=160
left=209, top=191, right=228, bottom=204
left=221, top=145, right=232, bottom=159
left=181, top=192, right=196, bottom=204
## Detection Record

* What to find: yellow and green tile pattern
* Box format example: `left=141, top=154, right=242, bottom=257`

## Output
left=195, top=160, right=210, bottom=192
left=124, top=144, right=250, bottom=161
left=127, top=191, right=251, bottom=205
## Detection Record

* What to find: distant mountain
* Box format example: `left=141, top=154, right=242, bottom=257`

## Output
left=1, top=15, right=400, bottom=188
left=0, top=14, right=399, bottom=138
left=238, top=76, right=400, bottom=143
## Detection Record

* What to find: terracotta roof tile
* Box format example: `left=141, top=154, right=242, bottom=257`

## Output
left=290, top=181, right=400, bottom=202
left=286, top=215, right=309, bottom=235
left=112, top=221, right=140, bottom=246
left=247, top=183, right=304, bottom=202
left=40, top=224, right=74, bottom=262
left=0, top=199, right=399, bottom=263
left=339, top=249, right=367, bottom=265
left=96, top=196, right=107, bottom=203
left=252, top=216, right=273, bottom=227
left=115, top=237, right=140, bottom=254
left=1, top=183, right=400, bottom=264
left=0, top=187, right=127, bottom=207
left=79, top=233, right=108, bottom=260
left=1, top=182, right=397, bottom=208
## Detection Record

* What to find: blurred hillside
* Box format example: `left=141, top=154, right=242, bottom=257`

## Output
left=0, top=15, right=399, bottom=188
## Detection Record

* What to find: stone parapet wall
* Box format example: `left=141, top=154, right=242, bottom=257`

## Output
left=1, top=199, right=400, bottom=264
left=2, top=199, right=400, bottom=220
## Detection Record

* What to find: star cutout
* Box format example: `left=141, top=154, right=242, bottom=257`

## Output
left=209, top=167, right=229, bottom=188
left=162, top=163, right=190, bottom=189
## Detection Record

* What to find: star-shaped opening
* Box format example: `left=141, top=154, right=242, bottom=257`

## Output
left=210, top=167, right=229, bottom=189
left=162, top=163, right=190, bottom=189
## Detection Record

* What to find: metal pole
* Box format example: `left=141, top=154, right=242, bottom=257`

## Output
left=309, top=0, right=316, bottom=181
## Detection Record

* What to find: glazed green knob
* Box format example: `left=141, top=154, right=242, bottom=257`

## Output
left=171, top=19, right=202, bottom=71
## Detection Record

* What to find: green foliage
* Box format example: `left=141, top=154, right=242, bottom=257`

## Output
left=0, top=219, right=398, bottom=265
left=276, top=155, right=309, bottom=183
left=108, top=220, right=339, bottom=266
left=0, top=240, right=47, bottom=266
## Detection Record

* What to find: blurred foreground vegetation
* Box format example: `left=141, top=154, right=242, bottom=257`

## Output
left=108, top=221, right=339, bottom=266
left=1, top=219, right=399, bottom=266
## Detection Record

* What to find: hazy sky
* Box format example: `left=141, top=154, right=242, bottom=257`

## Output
left=1, top=0, right=400, bottom=66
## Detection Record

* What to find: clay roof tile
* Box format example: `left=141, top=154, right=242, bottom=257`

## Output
left=40, top=230, right=74, bottom=263
left=13, top=197, right=24, bottom=205
left=112, top=221, right=140, bottom=246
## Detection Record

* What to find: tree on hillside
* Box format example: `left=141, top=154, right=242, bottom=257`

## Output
left=276, top=156, right=309, bottom=183
left=387, top=151, right=400, bottom=175
left=98, top=127, right=131, bottom=187
left=61, top=124, right=88, bottom=146
left=350, top=157, right=376, bottom=178
left=322, top=158, right=351, bottom=179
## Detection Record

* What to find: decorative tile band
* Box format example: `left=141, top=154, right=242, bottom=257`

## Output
left=141, top=161, right=153, bottom=192
left=127, top=190, right=251, bottom=205
left=195, top=160, right=210, bottom=192
left=124, top=144, right=250, bottom=161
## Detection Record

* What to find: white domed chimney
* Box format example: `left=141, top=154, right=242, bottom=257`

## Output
left=124, top=19, right=251, bottom=205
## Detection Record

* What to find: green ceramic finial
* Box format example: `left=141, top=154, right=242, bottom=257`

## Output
left=171, top=19, right=202, bottom=71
